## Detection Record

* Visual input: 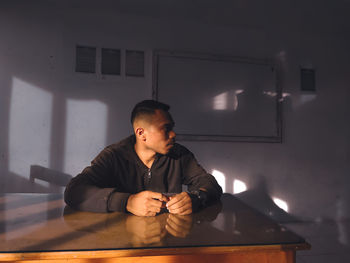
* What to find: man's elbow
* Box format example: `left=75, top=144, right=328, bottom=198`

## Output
left=64, top=184, right=76, bottom=208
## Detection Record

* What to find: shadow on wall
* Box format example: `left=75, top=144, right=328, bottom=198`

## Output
left=234, top=176, right=300, bottom=223
left=210, top=169, right=299, bottom=223
left=30, top=165, right=73, bottom=193
left=1, top=166, right=72, bottom=194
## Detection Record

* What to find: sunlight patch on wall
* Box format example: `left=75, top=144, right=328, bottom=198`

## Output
left=9, top=77, right=53, bottom=178
left=336, top=198, right=348, bottom=245
left=233, top=179, right=247, bottom=194
left=213, top=89, right=244, bottom=111
left=272, top=197, right=289, bottom=212
left=263, top=91, right=291, bottom=102
left=212, top=169, right=226, bottom=193
left=300, top=94, right=317, bottom=104
left=63, top=99, right=107, bottom=176
left=213, top=92, right=228, bottom=110
left=292, top=94, right=317, bottom=109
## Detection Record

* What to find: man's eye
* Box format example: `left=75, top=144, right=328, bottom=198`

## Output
left=164, top=126, right=172, bottom=133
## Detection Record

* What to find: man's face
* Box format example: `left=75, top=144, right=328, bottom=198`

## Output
left=144, top=109, right=176, bottom=155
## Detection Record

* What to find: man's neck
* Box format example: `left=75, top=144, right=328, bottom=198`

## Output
left=134, top=142, right=156, bottom=169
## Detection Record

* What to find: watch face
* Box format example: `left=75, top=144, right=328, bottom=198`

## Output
left=191, top=190, right=199, bottom=197
left=192, top=190, right=205, bottom=200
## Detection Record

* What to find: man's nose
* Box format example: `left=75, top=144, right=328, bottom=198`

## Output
left=169, top=130, right=176, bottom=139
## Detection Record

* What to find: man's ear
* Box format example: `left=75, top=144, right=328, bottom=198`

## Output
left=135, top=127, right=146, bottom=141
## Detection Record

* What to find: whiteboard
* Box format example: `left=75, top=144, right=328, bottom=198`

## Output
left=153, top=51, right=282, bottom=142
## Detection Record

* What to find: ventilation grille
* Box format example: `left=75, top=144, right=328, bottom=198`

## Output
left=75, top=46, right=145, bottom=77
left=101, top=48, right=121, bottom=75
left=75, top=46, right=96, bottom=73
left=126, top=50, right=144, bottom=77
left=301, top=68, right=315, bottom=91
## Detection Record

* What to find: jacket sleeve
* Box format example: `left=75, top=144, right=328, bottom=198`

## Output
left=64, top=147, right=131, bottom=213
left=180, top=148, right=222, bottom=210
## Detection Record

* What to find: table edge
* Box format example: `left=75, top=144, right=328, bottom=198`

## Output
left=0, top=242, right=311, bottom=261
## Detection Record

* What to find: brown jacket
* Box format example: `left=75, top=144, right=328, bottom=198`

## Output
left=64, top=135, right=222, bottom=213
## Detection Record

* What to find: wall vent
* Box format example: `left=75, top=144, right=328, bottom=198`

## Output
left=75, top=46, right=96, bottom=73
left=101, top=48, right=121, bottom=75
left=126, top=50, right=144, bottom=77
left=301, top=68, right=316, bottom=91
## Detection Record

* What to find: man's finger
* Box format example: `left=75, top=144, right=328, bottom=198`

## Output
left=146, top=211, right=157, bottom=217
left=167, top=198, right=186, bottom=210
left=168, top=203, right=192, bottom=215
left=166, top=216, right=182, bottom=230
left=148, top=206, right=161, bottom=214
left=167, top=193, right=190, bottom=210
left=147, top=205, right=161, bottom=214
left=166, top=193, right=185, bottom=207
left=168, top=214, right=190, bottom=226
left=165, top=219, right=190, bottom=238
left=165, top=223, right=181, bottom=237
left=169, top=205, right=191, bottom=214
left=148, top=198, right=164, bottom=208
left=148, top=191, right=168, bottom=202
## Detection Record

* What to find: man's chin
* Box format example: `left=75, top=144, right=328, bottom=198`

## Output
left=168, top=143, right=175, bottom=149
left=162, top=144, right=174, bottom=155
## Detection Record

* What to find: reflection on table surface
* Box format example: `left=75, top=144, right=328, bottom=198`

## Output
left=0, top=193, right=306, bottom=252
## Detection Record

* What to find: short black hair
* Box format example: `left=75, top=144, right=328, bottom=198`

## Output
left=131, top=100, right=170, bottom=124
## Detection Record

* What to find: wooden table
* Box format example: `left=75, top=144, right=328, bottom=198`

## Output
left=0, top=193, right=310, bottom=262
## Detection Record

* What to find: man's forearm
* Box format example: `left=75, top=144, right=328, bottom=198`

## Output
left=64, top=176, right=130, bottom=213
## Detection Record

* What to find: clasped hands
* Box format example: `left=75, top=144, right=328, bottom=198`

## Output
left=126, top=191, right=192, bottom=217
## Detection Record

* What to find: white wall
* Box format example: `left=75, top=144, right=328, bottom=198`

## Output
left=0, top=0, right=349, bottom=221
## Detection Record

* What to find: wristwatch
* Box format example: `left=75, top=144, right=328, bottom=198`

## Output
left=188, top=190, right=208, bottom=211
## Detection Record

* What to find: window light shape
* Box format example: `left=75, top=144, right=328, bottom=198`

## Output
left=212, top=170, right=226, bottom=193
left=273, top=197, right=289, bottom=212
left=233, top=179, right=247, bottom=194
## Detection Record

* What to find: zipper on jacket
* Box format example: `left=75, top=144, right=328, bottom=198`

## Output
left=144, top=155, right=157, bottom=187
left=144, top=169, right=152, bottom=186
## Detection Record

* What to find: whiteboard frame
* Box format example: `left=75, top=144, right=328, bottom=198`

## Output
left=152, top=50, right=283, bottom=143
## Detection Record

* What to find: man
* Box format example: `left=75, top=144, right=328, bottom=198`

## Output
left=64, top=100, right=222, bottom=216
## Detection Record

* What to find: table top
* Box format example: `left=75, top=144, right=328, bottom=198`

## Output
left=0, top=193, right=308, bottom=254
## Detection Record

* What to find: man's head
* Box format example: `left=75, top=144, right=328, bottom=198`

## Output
left=131, top=100, right=170, bottom=125
left=131, top=100, right=176, bottom=155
